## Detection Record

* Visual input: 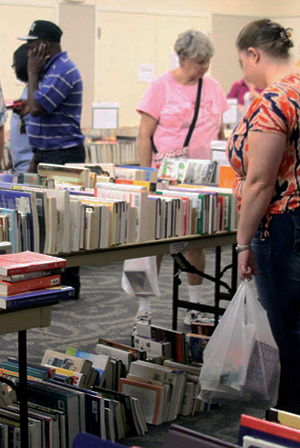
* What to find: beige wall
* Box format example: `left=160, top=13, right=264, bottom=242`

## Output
left=0, top=0, right=299, bottom=132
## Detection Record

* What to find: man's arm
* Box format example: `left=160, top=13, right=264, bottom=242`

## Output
left=27, top=153, right=37, bottom=174
left=27, top=43, right=49, bottom=117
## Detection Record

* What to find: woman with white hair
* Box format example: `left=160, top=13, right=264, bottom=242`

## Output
left=135, top=29, right=228, bottom=328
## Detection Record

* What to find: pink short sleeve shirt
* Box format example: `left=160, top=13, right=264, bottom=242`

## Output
left=137, top=72, right=229, bottom=161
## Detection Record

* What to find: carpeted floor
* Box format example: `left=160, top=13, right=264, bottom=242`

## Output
left=0, top=246, right=265, bottom=447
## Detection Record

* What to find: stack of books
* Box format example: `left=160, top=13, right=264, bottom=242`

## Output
left=0, top=251, right=75, bottom=310
left=239, top=410, right=300, bottom=447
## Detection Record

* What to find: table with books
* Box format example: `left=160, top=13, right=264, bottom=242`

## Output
left=0, top=306, right=54, bottom=448
left=0, top=251, right=75, bottom=448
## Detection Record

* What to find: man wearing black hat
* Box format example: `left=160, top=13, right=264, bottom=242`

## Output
left=18, top=20, right=85, bottom=298
left=18, top=20, right=85, bottom=170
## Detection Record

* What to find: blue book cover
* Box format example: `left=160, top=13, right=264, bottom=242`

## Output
left=66, top=347, right=110, bottom=386
left=0, top=188, right=39, bottom=252
left=0, top=174, right=14, bottom=183
left=0, top=285, right=75, bottom=310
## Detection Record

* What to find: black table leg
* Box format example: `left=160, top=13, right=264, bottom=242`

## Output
left=18, top=330, right=28, bottom=448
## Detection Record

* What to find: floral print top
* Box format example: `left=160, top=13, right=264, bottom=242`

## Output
left=226, top=74, right=300, bottom=224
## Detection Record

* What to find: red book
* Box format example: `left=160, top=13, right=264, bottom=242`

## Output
left=0, top=251, right=66, bottom=276
left=0, top=274, right=61, bottom=296
left=238, top=414, right=300, bottom=447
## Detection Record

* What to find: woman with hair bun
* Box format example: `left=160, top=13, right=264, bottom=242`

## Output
left=227, top=18, right=300, bottom=413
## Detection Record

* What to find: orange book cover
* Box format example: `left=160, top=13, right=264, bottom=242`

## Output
left=0, top=274, right=61, bottom=296
left=218, top=166, right=236, bottom=189
left=118, top=377, right=164, bottom=425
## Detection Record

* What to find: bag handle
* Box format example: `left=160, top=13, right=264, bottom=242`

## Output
left=151, top=77, right=203, bottom=154
left=183, top=77, right=203, bottom=148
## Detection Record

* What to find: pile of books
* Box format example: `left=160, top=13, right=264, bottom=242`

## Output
left=0, top=345, right=148, bottom=447
left=0, top=251, right=75, bottom=310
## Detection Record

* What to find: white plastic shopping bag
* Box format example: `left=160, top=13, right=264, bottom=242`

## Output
left=121, top=256, right=160, bottom=297
left=199, top=280, right=280, bottom=408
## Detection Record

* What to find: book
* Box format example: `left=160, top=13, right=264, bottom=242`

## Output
left=0, top=407, right=43, bottom=448
left=97, top=337, right=147, bottom=361
left=26, top=378, right=81, bottom=448
left=0, top=188, right=39, bottom=252
left=181, top=159, right=218, bottom=185
left=45, top=195, right=57, bottom=254
left=118, top=377, right=165, bottom=425
left=96, top=343, right=133, bottom=373
left=266, top=408, right=300, bottom=430
left=191, top=321, right=215, bottom=336
left=69, top=199, right=82, bottom=252
left=150, top=324, right=186, bottom=364
left=45, top=366, right=87, bottom=388
left=0, top=285, right=75, bottom=310
left=0, top=251, right=66, bottom=276
left=242, top=435, right=286, bottom=448
left=0, top=360, right=52, bottom=380
left=38, top=163, right=90, bottom=188
left=238, top=414, right=300, bottom=447
left=95, top=182, right=149, bottom=242
left=93, top=386, right=145, bottom=436
left=46, top=189, right=70, bottom=253
left=6, top=357, right=56, bottom=379
left=133, top=335, right=172, bottom=358
left=0, top=273, right=61, bottom=296
left=128, top=360, right=186, bottom=422
left=42, top=349, right=93, bottom=378
left=65, top=347, right=111, bottom=387
left=0, top=269, right=55, bottom=283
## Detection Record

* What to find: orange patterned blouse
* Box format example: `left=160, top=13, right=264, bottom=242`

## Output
left=226, top=74, right=300, bottom=222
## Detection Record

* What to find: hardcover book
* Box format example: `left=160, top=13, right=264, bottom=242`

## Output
left=0, top=285, right=75, bottom=310
left=118, top=377, right=165, bottom=425
left=0, top=273, right=61, bottom=296
left=42, top=349, right=93, bottom=378
left=238, top=414, right=300, bottom=447
left=0, top=251, right=66, bottom=276
left=26, top=378, right=81, bottom=448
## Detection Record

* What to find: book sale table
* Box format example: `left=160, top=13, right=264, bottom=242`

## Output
left=0, top=305, right=54, bottom=448
left=60, top=231, right=238, bottom=329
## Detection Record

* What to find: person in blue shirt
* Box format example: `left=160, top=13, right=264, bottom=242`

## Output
left=18, top=20, right=85, bottom=172
left=18, top=20, right=85, bottom=299
left=9, top=43, right=32, bottom=173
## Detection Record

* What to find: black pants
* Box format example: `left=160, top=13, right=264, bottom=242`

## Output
left=34, top=144, right=85, bottom=296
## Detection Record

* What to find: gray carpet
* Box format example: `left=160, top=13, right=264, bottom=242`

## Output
left=0, top=246, right=264, bottom=447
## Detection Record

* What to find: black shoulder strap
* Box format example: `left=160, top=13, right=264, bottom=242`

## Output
left=183, top=77, right=203, bottom=148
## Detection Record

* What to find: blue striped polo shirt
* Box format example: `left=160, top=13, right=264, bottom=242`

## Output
left=27, top=51, right=85, bottom=151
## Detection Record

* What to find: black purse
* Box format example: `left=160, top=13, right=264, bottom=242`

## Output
left=151, top=77, right=203, bottom=154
